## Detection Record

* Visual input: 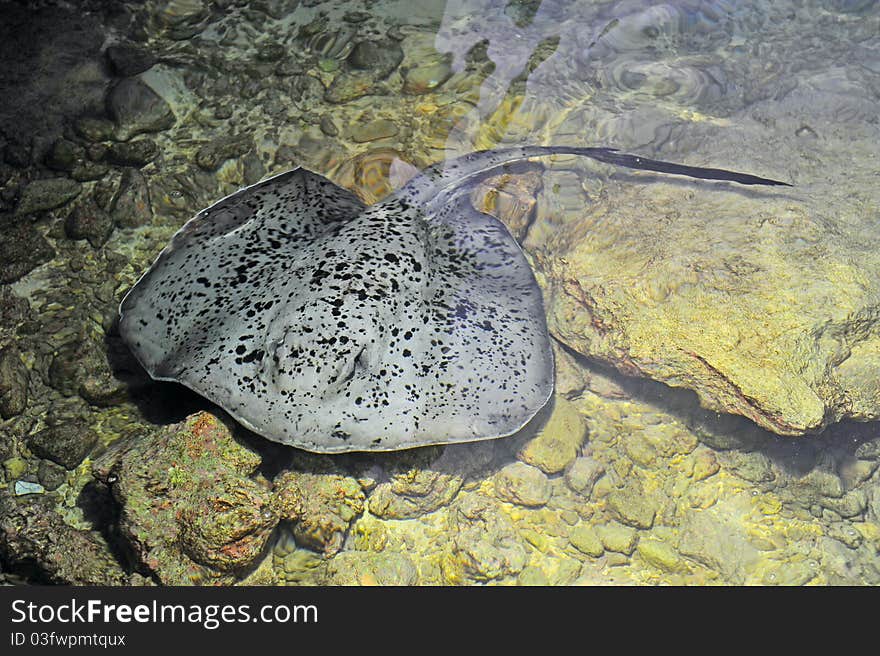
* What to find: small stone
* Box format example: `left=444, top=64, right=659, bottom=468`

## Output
left=37, top=459, right=68, bottom=491
left=324, top=551, right=418, bottom=585
left=518, top=396, right=587, bottom=474
left=195, top=134, right=253, bottom=171
left=319, top=116, right=339, bottom=137
left=317, top=58, right=339, bottom=73
left=0, top=223, right=55, bottom=283
left=692, top=449, right=720, bottom=481
left=517, top=566, right=549, bottom=586
left=105, top=44, right=158, bottom=77
left=449, top=495, right=528, bottom=581
left=607, top=479, right=658, bottom=529
left=45, top=139, right=85, bottom=172
left=402, top=58, right=453, bottom=94
left=368, top=468, right=462, bottom=519
left=324, top=71, right=375, bottom=104
left=274, top=59, right=301, bottom=76
left=820, top=489, right=868, bottom=518
left=494, top=462, right=551, bottom=507
left=3, top=457, right=28, bottom=481
left=14, top=480, right=44, bottom=496
left=257, top=42, right=286, bottom=62
left=106, top=139, right=158, bottom=167
left=350, top=118, right=398, bottom=143
left=346, top=39, right=404, bottom=79
left=106, top=78, right=175, bottom=141
left=569, top=525, right=604, bottom=557
left=596, top=522, right=638, bottom=555
left=75, top=117, right=115, bottom=142
left=111, top=168, right=153, bottom=228
left=15, top=178, right=82, bottom=216
left=65, top=198, right=114, bottom=248
left=637, top=539, right=685, bottom=572
left=27, top=422, right=98, bottom=470
left=564, top=457, right=604, bottom=497
left=725, top=450, right=775, bottom=483
left=0, top=347, right=28, bottom=419
left=71, top=162, right=110, bottom=182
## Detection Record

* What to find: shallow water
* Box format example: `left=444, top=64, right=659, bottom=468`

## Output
left=1, top=0, right=879, bottom=585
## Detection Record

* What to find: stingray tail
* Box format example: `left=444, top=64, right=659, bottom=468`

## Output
left=405, top=145, right=790, bottom=206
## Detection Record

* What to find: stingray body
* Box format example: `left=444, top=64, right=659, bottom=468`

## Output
left=119, top=146, right=787, bottom=453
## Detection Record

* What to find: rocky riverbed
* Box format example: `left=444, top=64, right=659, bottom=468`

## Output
left=1, top=0, right=879, bottom=585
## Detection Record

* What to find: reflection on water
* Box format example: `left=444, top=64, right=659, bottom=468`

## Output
left=0, top=0, right=879, bottom=585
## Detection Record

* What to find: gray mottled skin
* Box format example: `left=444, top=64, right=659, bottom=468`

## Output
left=119, top=146, right=787, bottom=453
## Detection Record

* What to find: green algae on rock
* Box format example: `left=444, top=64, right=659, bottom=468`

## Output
left=92, top=412, right=292, bottom=584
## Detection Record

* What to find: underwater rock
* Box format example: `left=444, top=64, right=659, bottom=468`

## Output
left=105, top=44, right=158, bottom=77
left=15, top=177, right=82, bottom=216
left=569, top=525, right=604, bottom=557
left=0, top=495, right=127, bottom=584
left=27, top=420, right=97, bottom=470
left=274, top=471, right=364, bottom=557
left=13, top=480, right=44, bottom=496
left=324, top=71, right=375, bottom=104
left=517, top=396, right=587, bottom=474
left=494, top=462, right=551, bottom=507
left=37, top=459, right=67, bottom=491
left=106, top=139, right=159, bottom=167
left=65, top=197, right=114, bottom=248
left=74, top=116, right=115, bottom=142
left=534, top=151, right=880, bottom=436
left=0, top=223, right=55, bottom=284
left=402, top=57, right=453, bottom=95
left=45, top=139, right=85, bottom=172
left=369, top=469, right=462, bottom=520
left=637, top=539, right=686, bottom=573
left=448, top=494, right=528, bottom=582
left=195, top=134, right=254, bottom=171
left=0, top=347, right=28, bottom=419
left=564, top=456, right=604, bottom=497
left=595, top=521, right=638, bottom=555
left=106, top=78, right=175, bottom=141
left=111, top=168, right=153, bottom=228
left=92, top=412, right=281, bottom=584
left=678, top=498, right=759, bottom=583
left=607, top=478, right=658, bottom=529
left=346, top=39, right=404, bottom=79
left=322, top=551, right=419, bottom=585
left=350, top=118, right=398, bottom=143
left=722, top=450, right=775, bottom=484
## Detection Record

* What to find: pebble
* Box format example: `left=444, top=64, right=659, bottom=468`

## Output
left=74, top=117, right=116, bottom=142
left=346, top=39, right=404, bottom=79
left=106, top=78, right=175, bottom=141
left=28, top=422, right=98, bottom=470
left=319, top=116, right=339, bottom=137
left=0, top=223, right=55, bottom=284
left=15, top=178, right=82, bottom=216
left=195, top=134, right=253, bottom=171
left=106, top=139, right=159, bottom=167
left=564, top=457, right=604, bottom=497
left=607, top=479, right=658, bottom=529
left=403, top=59, right=453, bottom=94
left=14, top=481, right=44, bottom=496
left=37, top=459, right=67, bottom=491
left=105, top=44, right=157, bottom=77
left=569, top=525, right=605, bottom=557
left=518, top=396, right=587, bottom=474
left=637, top=539, right=685, bottom=572
left=350, top=118, right=398, bottom=143
left=0, top=347, right=29, bottom=419
left=111, top=168, right=153, bottom=228
left=494, top=462, right=551, bottom=507
left=324, top=71, right=375, bottom=104
left=45, top=139, right=85, bottom=172
left=596, top=522, right=638, bottom=555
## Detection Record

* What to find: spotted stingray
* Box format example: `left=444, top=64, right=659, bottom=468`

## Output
left=119, top=146, right=788, bottom=453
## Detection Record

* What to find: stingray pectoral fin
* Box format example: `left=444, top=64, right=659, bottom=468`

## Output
left=118, top=167, right=366, bottom=382
left=410, top=191, right=555, bottom=443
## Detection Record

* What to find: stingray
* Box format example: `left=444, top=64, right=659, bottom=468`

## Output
left=119, top=146, right=788, bottom=453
